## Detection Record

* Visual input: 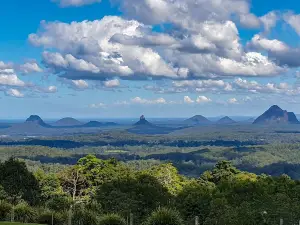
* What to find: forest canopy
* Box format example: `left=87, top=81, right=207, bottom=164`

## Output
left=0, top=155, right=299, bottom=225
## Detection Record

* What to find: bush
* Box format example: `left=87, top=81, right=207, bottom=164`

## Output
left=38, top=210, right=68, bottom=225
left=0, top=201, right=12, bottom=221
left=99, top=214, right=127, bottom=225
left=144, top=208, right=184, bottom=225
left=72, top=205, right=99, bottom=225
left=14, top=202, right=37, bottom=223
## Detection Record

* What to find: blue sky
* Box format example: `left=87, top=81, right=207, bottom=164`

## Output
left=2, top=0, right=300, bottom=119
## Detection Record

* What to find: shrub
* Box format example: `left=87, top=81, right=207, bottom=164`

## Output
left=14, top=202, right=37, bottom=223
left=99, top=214, right=127, bottom=225
left=38, top=210, right=68, bottom=225
left=144, top=208, right=184, bottom=225
left=72, top=206, right=99, bottom=225
left=0, top=201, right=12, bottom=221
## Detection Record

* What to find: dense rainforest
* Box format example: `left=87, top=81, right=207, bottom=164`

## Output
left=0, top=155, right=300, bottom=225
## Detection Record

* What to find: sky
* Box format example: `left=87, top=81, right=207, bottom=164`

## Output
left=2, top=0, right=300, bottom=119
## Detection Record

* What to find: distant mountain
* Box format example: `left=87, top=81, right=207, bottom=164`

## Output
left=26, top=115, right=51, bottom=128
left=128, top=115, right=183, bottom=134
left=134, top=115, right=152, bottom=126
left=216, top=116, right=236, bottom=125
left=253, top=105, right=299, bottom=124
left=184, top=115, right=212, bottom=125
left=83, top=121, right=118, bottom=128
left=53, top=117, right=83, bottom=127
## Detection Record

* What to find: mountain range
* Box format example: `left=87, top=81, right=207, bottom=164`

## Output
left=0, top=105, right=299, bottom=136
left=21, top=116, right=118, bottom=129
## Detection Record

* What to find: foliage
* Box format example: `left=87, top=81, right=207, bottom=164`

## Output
left=96, top=173, right=171, bottom=222
left=98, top=214, right=126, bottom=225
left=14, top=203, right=37, bottom=223
left=0, top=201, right=12, bottom=221
left=143, top=163, right=187, bottom=195
left=46, top=195, right=72, bottom=212
left=72, top=204, right=99, bottom=225
left=0, top=158, right=41, bottom=205
left=2, top=155, right=300, bottom=224
left=37, top=210, right=68, bottom=225
left=144, top=208, right=184, bottom=225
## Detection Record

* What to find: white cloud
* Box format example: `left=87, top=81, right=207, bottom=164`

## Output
left=260, top=11, right=279, bottom=32
left=18, top=62, right=43, bottom=74
left=239, top=13, right=261, bottom=29
left=0, top=61, right=13, bottom=70
left=52, top=0, right=101, bottom=7
left=29, top=13, right=284, bottom=81
left=196, top=96, right=212, bottom=103
left=184, top=96, right=194, bottom=104
left=228, top=97, right=238, bottom=104
left=0, top=70, right=26, bottom=87
left=173, top=79, right=233, bottom=92
left=284, top=12, right=300, bottom=36
left=103, top=79, right=120, bottom=88
left=247, top=34, right=289, bottom=52
left=30, top=17, right=184, bottom=80
left=131, top=97, right=167, bottom=104
left=6, top=89, right=24, bottom=98
left=72, top=80, right=89, bottom=89
left=233, top=78, right=300, bottom=95
left=115, top=0, right=250, bottom=31
left=90, top=102, right=106, bottom=108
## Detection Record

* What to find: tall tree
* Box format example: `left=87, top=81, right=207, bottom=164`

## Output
left=0, top=158, right=40, bottom=205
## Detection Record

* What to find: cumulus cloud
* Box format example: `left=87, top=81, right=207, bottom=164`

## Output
left=233, top=78, right=300, bottom=95
left=0, top=69, right=26, bottom=87
left=103, top=79, right=120, bottom=88
left=173, top=79, right=233, bottom=93
left=131, top=97, right=167, bottom=104
left=18, top=62, right=43, bottom=74
left=247, top=34, right=300, bottom=68
left=247, top=34, right=289, bottom=52
left=115, top=0, right=250, bottom=31
left=30, top=17, right=185, bottom=80
left=196, top=96, right=212, bottom=103
left=6, top=89, right=24, bottom=98
left=29, top=14, right=283, bottom=81
left=52, top=0, right=102, bottom=7
left=184, top=96, right=194, bottom=104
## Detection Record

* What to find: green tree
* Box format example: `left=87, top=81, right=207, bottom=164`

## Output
left=35, top=169, right=64, bottom=202
left=96, top=174, right=171, bottom=222
left=77, top=155, right=131, bottom=195
left=176, top=180, right=214, bottom=224
left=144, top=163, right=187, bottom=195
left=58, top=166, right=88, bottom=201
left=0, top=158, right=41, bottom=205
